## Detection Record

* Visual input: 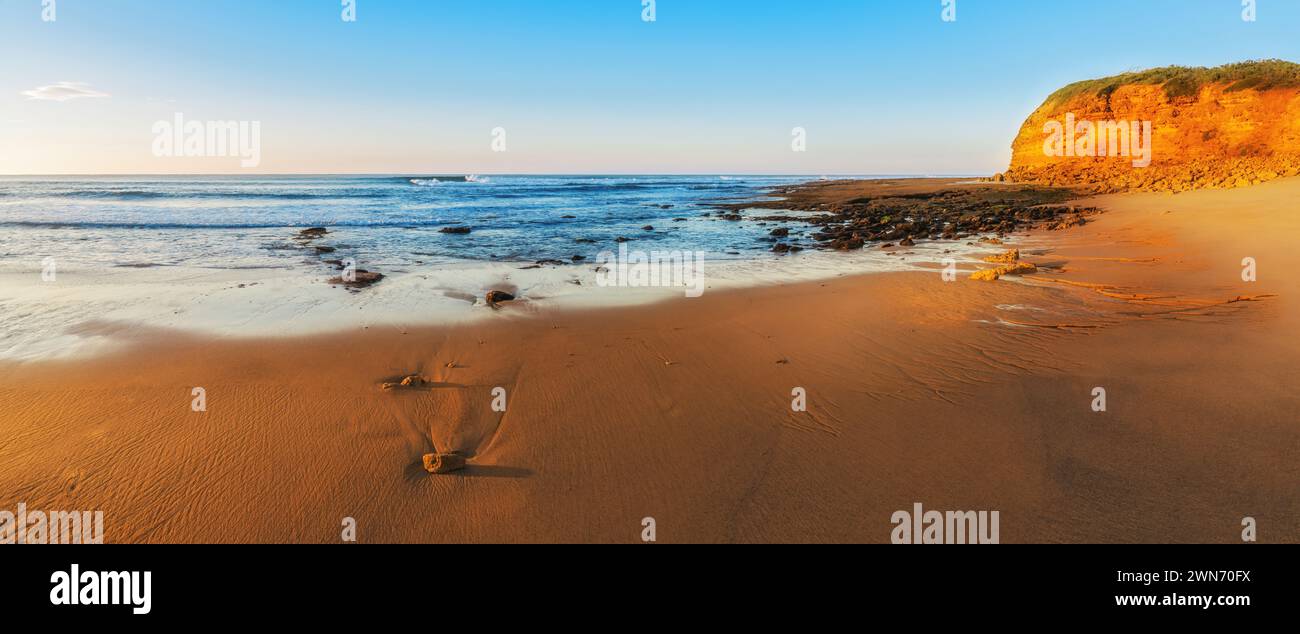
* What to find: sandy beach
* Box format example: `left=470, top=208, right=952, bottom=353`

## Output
left=2, top=176, right=1295, bottom=544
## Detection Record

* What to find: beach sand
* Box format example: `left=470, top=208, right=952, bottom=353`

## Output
left=1, top=177, right=1296, bottom=543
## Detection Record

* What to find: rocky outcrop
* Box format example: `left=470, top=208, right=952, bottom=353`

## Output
left=998, top=60, right=1300, bottom=192
left=721, top=183, right=1100, bottom=249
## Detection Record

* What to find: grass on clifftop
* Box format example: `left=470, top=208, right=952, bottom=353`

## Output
left=1047, top=59, right=1300, bottom=104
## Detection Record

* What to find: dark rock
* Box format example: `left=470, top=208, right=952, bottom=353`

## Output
left=486, top=290, right=515, bottom=306
left=328, top=270, right=384, bottom=290
left=439, top=226, right=472, bottom=235
left=297, top=227, right=328, bottom=239
left=707, top=183, right=1086, bottom=251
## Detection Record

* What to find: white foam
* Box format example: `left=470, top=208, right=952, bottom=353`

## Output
left=0, top=238, right=1000, bottom=362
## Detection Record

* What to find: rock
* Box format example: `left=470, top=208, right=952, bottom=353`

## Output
left=423, top=453, right=467, bottom=474
left=486, top=290, right=516, bottom=306
left=561, top=215, right=577, bottom=219
left=772, top=243, right=791, bottom=253
left=328, top=270, right=385, bottom=289
left=970, top=261, right=1037, bottom=281
left=381, top=374, right=427, bottom=390
left=641, top=225, right=655, bottom=231
left=439, top=226, right=472, bottom=235
left=770, top=227, right=790, bottom=237
left=614, top=237, right=632, bottom=243
left=1005, top=262, right=1037, bottom=275
left=314, top=246, right=336, bottom=254
left=571, top=255, right=587, bottom=262
left=535, top=259, right=566, bottom=266
left=297, top=227, right=328, bottom=239
left=710, top=181, right=1092, bottom=252
left=983, top=249, right=1021, bottom=263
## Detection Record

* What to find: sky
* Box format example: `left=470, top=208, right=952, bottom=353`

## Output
left=1, top=0, right=1298, bottom=175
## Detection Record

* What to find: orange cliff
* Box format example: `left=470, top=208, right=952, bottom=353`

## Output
left=994, top=60, right=1300, bottom=193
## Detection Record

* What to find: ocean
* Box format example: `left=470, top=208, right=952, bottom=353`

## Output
left=0, top=175, right=828, bottom=269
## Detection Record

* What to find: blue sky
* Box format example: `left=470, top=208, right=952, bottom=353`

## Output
left=2, top=0, right=1297, bottom=174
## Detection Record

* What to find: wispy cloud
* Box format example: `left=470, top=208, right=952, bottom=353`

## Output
left=20, top=82, right=111, bottom=102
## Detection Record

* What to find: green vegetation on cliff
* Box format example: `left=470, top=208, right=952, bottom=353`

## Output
left=1047, top=59, right=1300, bottom=104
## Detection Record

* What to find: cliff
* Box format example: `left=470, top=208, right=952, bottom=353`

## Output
left=998, top=60, right=1300, bottom=192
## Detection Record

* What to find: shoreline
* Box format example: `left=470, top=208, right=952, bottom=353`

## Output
left=2, top=177, right=1297, bottom=543
left=1, top=177, right=1032, bottom=363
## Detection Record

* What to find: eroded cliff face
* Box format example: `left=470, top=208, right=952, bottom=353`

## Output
left=999, top=82, right=1300, bottom=192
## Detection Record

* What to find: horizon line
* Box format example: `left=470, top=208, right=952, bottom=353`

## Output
left=0, top=171, right=994, bottom=178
